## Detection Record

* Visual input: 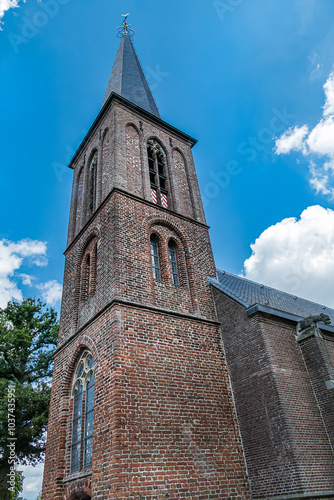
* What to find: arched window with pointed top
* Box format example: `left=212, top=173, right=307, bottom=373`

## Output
left=88, top=151, right=98, bottom=216
left=80, top=238, right=97, bottom=305
left=150, top=235, right=161, bottom=282
left=71, top=351, right=95, bottom=473
left=147, top=140, right=168, bottom=208
left=168, top=240, right=179, bottom=287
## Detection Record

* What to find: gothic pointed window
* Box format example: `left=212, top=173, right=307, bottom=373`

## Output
left=88, top=152, right=98, bottom=214
left=168, top=241, right=179, bottom=286
left=147, top=140, right=168, bottom=208
left=150, top=235, right=161, bottom=282
left=71, top=351, right=95, bottom=473
left=71, top=382, right=83, bottom=472
left=83, top=254, right=90, bottom=301
left=80, top=239, right=97, bottom=304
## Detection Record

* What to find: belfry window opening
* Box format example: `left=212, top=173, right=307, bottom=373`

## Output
left=71, top=351, right=95, bottom=473
left=147, top=140, right=168, bottom=208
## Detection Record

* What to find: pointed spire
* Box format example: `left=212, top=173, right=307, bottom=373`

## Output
left=102, top=15, right=161, bottom=118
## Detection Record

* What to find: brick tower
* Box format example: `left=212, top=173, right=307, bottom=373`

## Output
left=42, top=18, right=250, bottom=499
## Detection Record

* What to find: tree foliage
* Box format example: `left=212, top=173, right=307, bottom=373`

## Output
left=0, top=299, right=58, bottom=500
left=9, top=470, right=24, bottom=500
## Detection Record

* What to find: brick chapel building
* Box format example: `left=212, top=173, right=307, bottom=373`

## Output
left=42, top=18, right=334, bottom=500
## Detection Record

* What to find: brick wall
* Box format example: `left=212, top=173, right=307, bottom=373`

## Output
left=59, top=189, right=217, bottom=345
left=212, top=286, right=334, bottom=498
left=43, top=302, right=251, bottom=499
left=299, top=335, right=334, bottom=452
left=67, top=99, right=206, bottom=247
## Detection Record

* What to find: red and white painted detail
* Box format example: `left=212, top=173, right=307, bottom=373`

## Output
left=151, top=189, right=158, bottom=204
left=161, top=193, right=168, bottom=208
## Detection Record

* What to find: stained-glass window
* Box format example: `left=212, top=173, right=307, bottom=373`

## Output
left=71, top=351, right=95, bottom=473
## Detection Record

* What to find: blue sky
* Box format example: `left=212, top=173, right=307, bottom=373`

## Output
left=2, top=0, right=334, bottom=497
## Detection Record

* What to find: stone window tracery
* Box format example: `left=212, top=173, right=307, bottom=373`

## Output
left=147, top=140, right=168, bottom=208
left=71, top=351, right=95, bottom=473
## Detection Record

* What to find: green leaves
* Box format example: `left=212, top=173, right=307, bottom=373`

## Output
left=0, top=298, right=58, bottom=384
left=0, top=298, right=58, bottom=498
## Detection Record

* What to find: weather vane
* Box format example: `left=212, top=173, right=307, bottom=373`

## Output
left=117, top=13, right=135, bottom=41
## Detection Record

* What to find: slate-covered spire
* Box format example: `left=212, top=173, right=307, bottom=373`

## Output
left=102, top=16, right=161, bottom=118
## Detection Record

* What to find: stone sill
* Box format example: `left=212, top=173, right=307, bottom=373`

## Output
left=63, top=469, right=92, bottom=484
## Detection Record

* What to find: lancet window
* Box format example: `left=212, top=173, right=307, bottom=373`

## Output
left=168, top=240, right=179, bottom=287
left=150, top=235, right=161, bottom=282
left=80, top=239, right=97, bottom=303
left=147, top=140, right=168, bottom=208
left=71, top=351, right=95, bottom=473
left=88, top=151, right=98, bottom=214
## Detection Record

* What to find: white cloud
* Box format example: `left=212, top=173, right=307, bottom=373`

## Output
left=275, top=125, right=308, bottom=155
left=243, top=205, right=334, bottom=307
left=0, top=238, right=47, bottom=308
left=309, top=161, right=334, bottom=197
left=9, top=239, right=47, bottom=257
left=0, top=0, right=20, bottom=28
left=20, top=273, right=35, bottom=286
left=275, top=71, right=334, bottom=199
left=37, top=280, right=62, bottom=306
left=323, top=72, right=334, bottom=116
left=33, top=256, right=49, bottom=267
left=307, top=117, right=334, bottom=156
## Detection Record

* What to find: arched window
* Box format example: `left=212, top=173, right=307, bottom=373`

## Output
left=150, top=235, right=161, bottom=282
left=71, top=351, right=95, bottom=473
left=80, top=239, right=97, bottom=304
left=168, top=241, right=179, bottom=286
left=147, top=140, right=168, bottom=208
left=88, top=152, right=98, bottom=215
left=83, top=254, right=90, bottom=301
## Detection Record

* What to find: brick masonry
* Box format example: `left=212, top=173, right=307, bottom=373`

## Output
left=212, top=286, right=334, bottom=498
left=298, top=335, right=334, bottom=452
left=42, top=95, right=251, bottom=499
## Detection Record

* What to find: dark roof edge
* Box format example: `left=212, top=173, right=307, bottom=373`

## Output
left=67, top=92, right=198, bottom=170
left=246, top=304, right=334, bottom=333
left=208, top=277, right=248, bottom=308
left=216, top=268, right=331, bottom=311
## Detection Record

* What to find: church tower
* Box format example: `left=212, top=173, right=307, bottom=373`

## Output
left=42, top=18, right=250, bottom=499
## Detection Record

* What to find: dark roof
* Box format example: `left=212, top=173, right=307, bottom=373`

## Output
left=102, top=32, right=160, bottom=118
left=209, top=270, right=334, bottom=324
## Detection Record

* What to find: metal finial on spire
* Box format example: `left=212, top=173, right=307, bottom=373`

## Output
left=117, top=13, right=135, bottom=41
